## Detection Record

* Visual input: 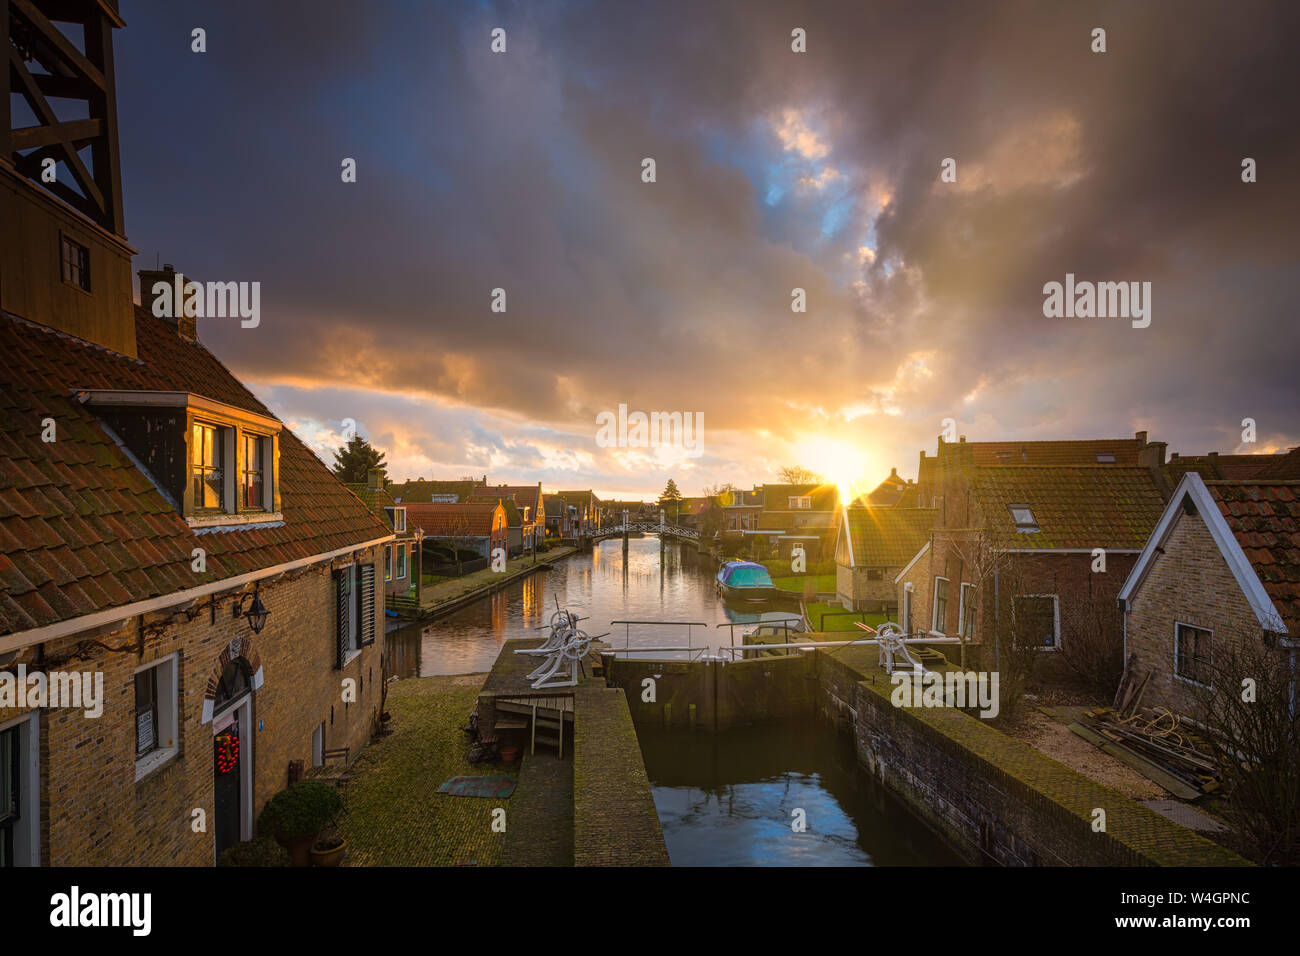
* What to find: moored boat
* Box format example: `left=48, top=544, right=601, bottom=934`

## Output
left=716, top=560, right=778, bottom=600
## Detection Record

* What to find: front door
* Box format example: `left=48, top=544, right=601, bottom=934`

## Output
left=213, top=711, right=243, bottom=857
left=0, top=725, right=18, bottom=866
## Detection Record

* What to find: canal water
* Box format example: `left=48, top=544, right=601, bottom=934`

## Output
left=389, top=536, right=961, bottom=866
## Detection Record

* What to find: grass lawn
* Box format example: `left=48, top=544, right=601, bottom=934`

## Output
left=771, top=574, right=837, bottom=593
left=341, top=673, right=513, bottom=866
left=806, top=601, right=892, bottom=633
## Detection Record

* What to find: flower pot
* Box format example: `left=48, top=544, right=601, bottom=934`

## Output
left=311, top=839, right=346, bottom=867
left=275, top=832, right=318, bottom=867
left=499, top=744, right=520, bottom=764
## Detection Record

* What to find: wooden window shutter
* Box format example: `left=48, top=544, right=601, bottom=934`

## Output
left=359, top=563, right=376, bottom=647
left=335, top=569, right=349, bottom=668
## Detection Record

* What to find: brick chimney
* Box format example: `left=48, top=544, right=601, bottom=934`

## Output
left=138, top=264, right=198, bottom=341
left=367, top=467, right=385, bottom=490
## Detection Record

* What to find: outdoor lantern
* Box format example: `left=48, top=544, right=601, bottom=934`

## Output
left=233, top=584, right=270, bottom=634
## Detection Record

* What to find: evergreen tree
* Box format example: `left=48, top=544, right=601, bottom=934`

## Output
left=331, top=435, right=387, bottom=484
left=659, top=479, right=684, bottom=524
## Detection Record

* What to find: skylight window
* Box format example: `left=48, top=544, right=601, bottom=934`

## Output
left=1095, top=452, right=1116, bottom=463
left=1008, top=505, right=1039, bottom=531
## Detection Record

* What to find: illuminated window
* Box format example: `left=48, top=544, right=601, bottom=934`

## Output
left=192, top=422, right=226, bottom=511
left=242, top=434, right=265, bottom=509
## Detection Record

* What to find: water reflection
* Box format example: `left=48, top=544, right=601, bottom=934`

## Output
left=387, top=537, right=792, bottom=677
left=638, top=720, right=965, bottom=867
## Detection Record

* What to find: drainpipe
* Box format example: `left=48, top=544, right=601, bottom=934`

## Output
left=993, top=566, right=1001, bottom=670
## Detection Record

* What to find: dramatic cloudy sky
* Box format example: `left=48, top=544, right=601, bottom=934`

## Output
left=113, top=1, right=1300, bottom=499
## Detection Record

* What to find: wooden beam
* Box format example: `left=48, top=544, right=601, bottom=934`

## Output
left=10, top=0, right=106, bottom=89
left=9, top=46, right=104, bottom=213
left=83, top=4, right=121, bottom=234
left=10, top=116, right=102, bottom=150
left=32, top=71, right=94, bottom=99
left=1, top=0, right=10, bottom=160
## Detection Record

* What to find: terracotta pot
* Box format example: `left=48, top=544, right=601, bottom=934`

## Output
left=499, top=745, right=520, bottom=763
left=311, top=839, right=346, bottom=867
left=276, top=833, right=317, bottom=867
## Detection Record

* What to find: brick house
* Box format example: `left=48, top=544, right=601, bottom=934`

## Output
left=894, top=437, right=1167, bottom=668
left=555, top=490, right=603, bottom=534
left=405, top=501, right=508, bottom=564
left=0, top=3, right=393, bottom=868
left=345, top=468, right=418, bottom=598
left=835, top=506, right=936, bottom=613
left=472, top=479, right=544, bottom=552
left=1118, top=472, right=1300, bottom=719
left=755, top=483, right=840, bottom=560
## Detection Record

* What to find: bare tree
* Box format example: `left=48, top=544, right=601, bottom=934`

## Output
left=778, top=465, right=821, bottom=484
left=1195, top=630, right=1300, bottom=865
left=1059, top=596, right=1125, bottom=694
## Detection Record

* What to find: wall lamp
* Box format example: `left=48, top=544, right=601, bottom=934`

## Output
left=232, top=583, right=270, bottom=634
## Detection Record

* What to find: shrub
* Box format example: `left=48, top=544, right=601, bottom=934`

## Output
left=217, top=836, right=291, bottom=867
left=257, top=781, right=343, bottom=839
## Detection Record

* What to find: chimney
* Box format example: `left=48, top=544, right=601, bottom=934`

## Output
left=1135, top=430, right=1148, bottom=446
left=138, top=264, right=199, bottom=342
left=889, top=467, right=898, bottom=478
left=367, top=467, right=385, bottom=490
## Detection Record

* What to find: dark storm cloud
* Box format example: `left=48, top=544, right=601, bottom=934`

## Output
left=115, top=0, right=1300, bottom=487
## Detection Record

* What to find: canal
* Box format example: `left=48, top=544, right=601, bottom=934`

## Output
left=388, top=536, right=962, bottom=866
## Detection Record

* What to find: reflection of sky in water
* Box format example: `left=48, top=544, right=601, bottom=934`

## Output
left=388, top=538, right=789, bottom=676
left=638, top=722, right=964, bottom=867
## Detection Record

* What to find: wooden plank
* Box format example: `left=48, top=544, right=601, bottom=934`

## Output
left=1068, top=722, right=1202, bottom=800
left=10, top=0, right=107, bottom=89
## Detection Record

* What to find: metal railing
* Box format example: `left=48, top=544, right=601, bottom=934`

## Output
left=605, top=620, right=712, bottom=659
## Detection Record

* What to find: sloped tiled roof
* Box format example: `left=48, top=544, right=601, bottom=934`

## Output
left=1206, top=481, right=1300, bottom=633
left=968, top=439, right=1142, bottom=466
left=473, top=482, right=541, bottom=518
left=843, top=507, right=936, bottom=566
left=405, top=502, right=502, bottom=537
left=388, top=479, right=478, bottom=503
left=968, top=465, right=1165, bottom=550
left=0, top=309, right=391, bottom=637
left=762, top=483, right=839, bottom=511
left=1166, top=452, right=1284, bottom=481
left=1256, top=447, right=1300, bottom=480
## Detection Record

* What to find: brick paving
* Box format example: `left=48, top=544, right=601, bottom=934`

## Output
left=573, top=686, right=671, bottom=866
left=502, top=751, right=574, bottom=866
left=341, top=673, right=515, bottom=866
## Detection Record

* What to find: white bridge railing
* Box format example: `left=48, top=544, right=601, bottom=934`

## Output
left=593, top=522, right=698, bottom=540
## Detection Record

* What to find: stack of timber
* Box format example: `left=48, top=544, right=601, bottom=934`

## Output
left=1068, top=704, right=1220, bottom=800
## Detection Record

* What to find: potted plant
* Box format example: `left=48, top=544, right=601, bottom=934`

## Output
left=257, top=781, right=342, bottom=867
left=216, top=836, right=290, bottom=867
left=310, top=814, right=346, bottom=867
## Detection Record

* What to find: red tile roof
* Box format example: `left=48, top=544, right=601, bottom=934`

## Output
left=405, top=502, right=504, bottom=537
left=968, top=465, right=1166, bottom=550
left=473, top=483, right=542, bottom=519
left=0, top=309, right=391, bottom=637
left=1206, top=481, right=1300, bottom=633
left=968, top=439, right=1142, bottom=466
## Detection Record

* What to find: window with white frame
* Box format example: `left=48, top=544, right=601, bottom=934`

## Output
left=789, top=496, right=812, bottom=509
left=384, top=545, right=393, bottom=582
left=1014, top=595, right=1059, bottom=649
left=903, top=586, right=913, bottom=635
left=384, top=507, right=407, bottom=532
left=396, top=542, right=407, bottom=580
left=932, top=577, right=949, bottom=633
left=0, top=714, right=40, bottom=867
left=1174, top=623, right=1213, bottom=687
left=134, top=655, right=179, bottom=779
left=959, top=583, right=977, bottom=638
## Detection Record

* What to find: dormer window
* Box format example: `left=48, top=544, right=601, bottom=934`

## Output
left=789, top=496, right=812, bottom=509
left=1008, top=504, right=1039, bottom=532
left=78, top=389, right=282, bottom=528
left=384, top=506, right=407, bottom=532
